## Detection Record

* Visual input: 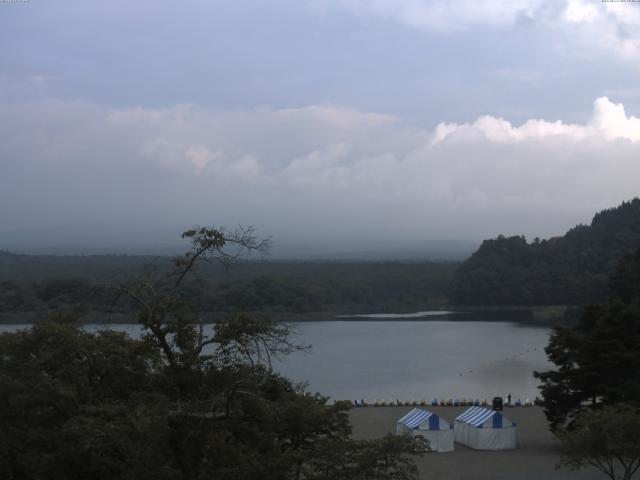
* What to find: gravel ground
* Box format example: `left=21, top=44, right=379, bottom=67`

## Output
left=349, top=406, right=605, bottom=480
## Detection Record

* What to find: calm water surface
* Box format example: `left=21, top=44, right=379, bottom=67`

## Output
left=0, top=319, right=552, bottom=403
left=279, top=320, right=551, bottom=402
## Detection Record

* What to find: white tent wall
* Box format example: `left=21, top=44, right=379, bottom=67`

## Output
left=413, top=428, right=454, bottom=453
left=467, top=425, right=517, bottom=450
left=454, top=421, right=471, bottom=446
left=454, top=407, right=517, bottom=450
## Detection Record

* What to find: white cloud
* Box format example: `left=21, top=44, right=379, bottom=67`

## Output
left=433, top=96, right=640, bottom=144
left=591, top=96, right=640, bottom=141
left=561, top=0, right=640, bottom=60
left=563, top=0, right=599, bottom=23
left=1, top=96, right=639, bottom=245
left=313, top=0, right=640, bottom=60
left=184, top=145, right=225, bottom=174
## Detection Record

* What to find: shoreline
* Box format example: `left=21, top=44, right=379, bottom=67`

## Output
left=0, top=306, right=571, bottom=325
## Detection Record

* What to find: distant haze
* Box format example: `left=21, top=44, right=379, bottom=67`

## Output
left=0, top=225, right=476, bottom=261
left=1, top=1, right=639, bottom=257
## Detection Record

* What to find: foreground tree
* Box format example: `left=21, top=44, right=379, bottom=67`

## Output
left=0, top=315, right=170, bottom=480
left=558, top=405, right=640, bottom=480
left=534, top=248, right=640, bottom=431
left=0, top=225, right=421, bottom=480
left=303, top=434, right=420, bottom=480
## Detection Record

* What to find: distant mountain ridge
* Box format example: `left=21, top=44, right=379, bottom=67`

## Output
left=450, top=198, right=640, bottom=306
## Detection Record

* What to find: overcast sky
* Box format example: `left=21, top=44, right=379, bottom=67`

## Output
left=1, top=0, right=639, bottom=255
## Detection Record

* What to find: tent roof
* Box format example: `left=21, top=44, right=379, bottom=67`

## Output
left=397, top=408, right=437, bottom=429
left=455, top=406, right=513, bottom=428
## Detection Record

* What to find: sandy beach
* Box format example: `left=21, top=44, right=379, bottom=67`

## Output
left=349, top=406, right=604, bottom=480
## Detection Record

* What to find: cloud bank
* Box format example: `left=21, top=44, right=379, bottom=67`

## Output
left=1, top=96, right=639, bottom=250
left=314, top=0, right=640, bottom=60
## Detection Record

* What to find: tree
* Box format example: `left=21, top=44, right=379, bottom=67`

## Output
left=116, top=225, right=274, bottom=374
left=0, top=313, right=172, bottom=480
left=450, top=198, right=640, bottom=306
left=0, top=225, right=422, bottom=480
left=303, top=434, right=420, bottom=480
left=535, top=248, right=640, bottom=431
left=557, top=405, right=640, bottom=480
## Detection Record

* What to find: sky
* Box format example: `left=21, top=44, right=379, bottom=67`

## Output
left=1, top=0, right=640, bottom=256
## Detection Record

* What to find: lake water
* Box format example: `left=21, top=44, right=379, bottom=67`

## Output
left=0, top=318, right=552, bottom=403
left=279, top=320, right=552, bottom=403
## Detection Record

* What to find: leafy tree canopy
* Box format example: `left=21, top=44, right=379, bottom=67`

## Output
left=535, top=248, right=640, bottom=431
left=558, top=404, right=640, bottom=480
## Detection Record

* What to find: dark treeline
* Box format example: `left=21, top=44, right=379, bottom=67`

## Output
left=0, top=253, right=457, bottom=320
left=450, top=198, right=640, bottom=306
left=4, top=198, right=640, bottom=318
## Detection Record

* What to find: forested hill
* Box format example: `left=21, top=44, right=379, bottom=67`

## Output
left=0, top=253, right=458, bottom=320
left=450, top=198, right=640, bottom=306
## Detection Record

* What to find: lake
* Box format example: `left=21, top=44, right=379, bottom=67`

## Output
left=278, top=320, right=552, bottom=403
left=0, top=317, right=552, bottom=403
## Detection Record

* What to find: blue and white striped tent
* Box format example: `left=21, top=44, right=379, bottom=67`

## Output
left=396, top=408, right=454, bottom=452
left=454, top=406, right=517, bottom=450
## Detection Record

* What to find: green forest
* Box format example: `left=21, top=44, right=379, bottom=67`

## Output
left=2, top=198, right=640, bottom=321
left=0, top=252, right=457, bottom=322
left=450, top=198, right=640, bottom=306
